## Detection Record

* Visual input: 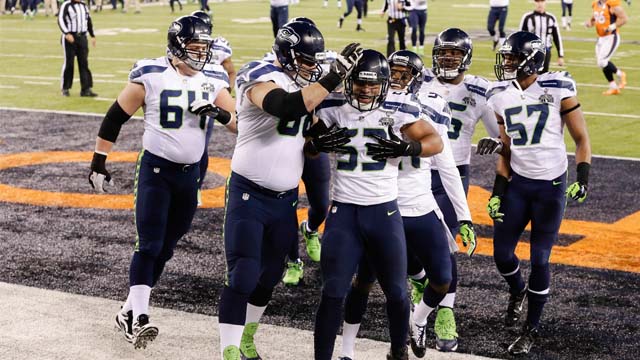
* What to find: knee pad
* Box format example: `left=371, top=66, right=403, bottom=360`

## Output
left=429, top=282, right=450, bottom=295
left=228, top=257, right=260, bottom=295
left=352, top=277, right=374, bottom=293
left=249, top=283, right=274, bottom=307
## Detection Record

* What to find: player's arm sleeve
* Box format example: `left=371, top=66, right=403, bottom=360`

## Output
left=87, top=12, right=95, bottom=38
left=262, top=88, right=310, bottom=119
left=432, top=135, right=472, bottom=222
left=98, top=101, right=132, bottom=143
left=551, top=15, right=564, bottom=57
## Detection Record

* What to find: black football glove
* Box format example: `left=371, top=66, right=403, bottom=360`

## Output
left=89, top=152, right=114, bottom=193
left=308, top=125, right=353, bottom=154
left=365, top=125, right=421, bottom=161
left=476, top=137, right=503, bottom=155
left=330, top=42, right=364, bottom=80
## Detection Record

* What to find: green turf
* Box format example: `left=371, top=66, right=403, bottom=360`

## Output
left=0, top=0, right=638, bottom=156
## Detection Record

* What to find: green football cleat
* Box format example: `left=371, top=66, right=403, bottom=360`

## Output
left=434, top=307, right=459, bottom=352
left=223, top=345, right=241, bottom=360
left=300, top=221, right=321, bottom=262
left=240, top=322, right=262, bottom=360
left=282, top=259, right=304, bottom=286
left=409, top=277, right=428, bottom=305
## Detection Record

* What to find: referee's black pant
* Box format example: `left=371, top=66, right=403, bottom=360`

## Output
left=61, top=33, right=93, bottom=92
left=541, top=47, right=552, bottom=74
left=386, top=17, right=406, bottom=57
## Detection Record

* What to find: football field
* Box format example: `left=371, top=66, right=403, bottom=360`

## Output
left=0, top=1, right=639, bottom=359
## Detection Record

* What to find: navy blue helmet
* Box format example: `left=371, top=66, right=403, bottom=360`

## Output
left=167, top=16, right=213, bottom=71
left=432, top=28, right=473, bottom=80
left=388, top=50, right=424, bottom=94
left=273, top=21, right=325, bottom=86
left=345, top=49, right=390, bottom=111
left=495, top=31, right=546, bottom=81
left=190, top=10, right=212, bottom=32
left=287, top=16, right=316, bottom=26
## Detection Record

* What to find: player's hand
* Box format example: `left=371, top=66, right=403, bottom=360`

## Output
left=566, top=181, right=587, bottom=203
left=459, top=220, right=477, bottom=257
left=330, top=42, right=363, bottom=80
left=365, top=125, right=420, bottom=161
left=189, top=99, right=220, bottom=118
left=89, top=152, right=114, bottom=193
left=557, top=57, right=565, bottom=67
left=583, top=19, right=593, bottom=28
left=605, top=24, right=617, bottom=33
left=476, top=137, right=503, bottom=155
left=487, top=196, right=504, bottom=222
left=308, top=125, right=353, bottom=154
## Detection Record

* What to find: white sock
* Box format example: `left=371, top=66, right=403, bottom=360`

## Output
left=609, top=81, right=618, bottom=89
left=439, top=292, right=456, bottom=309
left=129, top=284, right=152, bottom=319
left=219, top=323, right=244, bottom=356
left=412, top=299, right=435, bottom=326
left=357, top=19, right=362, bottom=25
left=562, top=17, right=567, bottom=27
left=122, top=294, right=132, bottom=313
left=409, top=270, right=426, bottom=280
left=568, top=16, right=572, bottom=26
left=305, top=221, right=313, bottom=233
left=498, top=37, right=506, bottom=48
left=341, top=322, right=360, bottom=359
left=616, top=69, right=624, bottom=77
left=246, top=303, right=267, bottom=324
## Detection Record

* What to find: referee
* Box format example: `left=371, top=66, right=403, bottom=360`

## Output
left=382, top=0, right=408, bottom=56
left=58, top=0, right=97, bottom=97
left=519, top=0, right=564, bottom=73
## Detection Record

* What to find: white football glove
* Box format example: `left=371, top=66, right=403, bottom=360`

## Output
left=189, top=99, right=220, bottom=118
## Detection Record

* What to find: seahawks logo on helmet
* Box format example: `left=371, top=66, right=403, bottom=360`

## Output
left=276, top=28, right=300, bottom=46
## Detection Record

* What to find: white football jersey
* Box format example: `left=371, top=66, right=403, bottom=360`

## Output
left=129, top=56, right=224, bottom=164
left=231, top=60, right=307, bottom=191
left=316, top=91, right=422, bottom=206
left=420, top=69, right=499, bottom=166
left=487, top=71, right=577, bottom=180
left=210, top=37, right=232, bottom=65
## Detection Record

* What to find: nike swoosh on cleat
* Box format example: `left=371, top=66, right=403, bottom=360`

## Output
left=553, top=181, right=562, bottom=186
left=387, top=210, right=397, bottom=216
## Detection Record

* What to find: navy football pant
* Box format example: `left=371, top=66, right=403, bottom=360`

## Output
left=487, top=6, right=508, bottom=38
left=493, top=172, right=566, bottom=327
left=409, top=9, right=427, bottom=47
left=343, top=0, right=363, bottom=19
left=288, top=153, right=331, bottom=261
left=130, top=150, right=200, bottom=287
left=198, top=115, right=215, bottom=188
left=315, top=200, right=409, bottom=360
left=219, top=172, right=298, bottom=326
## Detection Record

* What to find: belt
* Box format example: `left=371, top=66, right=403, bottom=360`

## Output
left=231, top=172, right=297, bottom=199
left=143, top=150, right=197, bottom=173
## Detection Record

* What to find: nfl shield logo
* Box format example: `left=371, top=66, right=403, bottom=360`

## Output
left=242, top=193, right=250, bottom=201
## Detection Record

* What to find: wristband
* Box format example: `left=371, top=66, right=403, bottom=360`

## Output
left=576, top=162, right=590, bottom=185
left=318, top=72, right=342, bottom=92
left=492, top=174, right=509, bottom=197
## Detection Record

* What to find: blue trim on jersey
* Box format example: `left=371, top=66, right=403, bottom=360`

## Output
left=464, top=83, right=487, bottom=97
left=486, top=86, right=508, bottom=100
left=317, top=98, right=348, bottom=110
left=248, top=63, right=283, bottom=82
left=212, top=44, right=232, bottom=55
left=537, top=79, right=575, bottom=92
left=382, top=101, right=420, bottom=117
left=423, top=73, right=435, bottom=82
left=203, top=69, right=230, bottom=84
left=129, top=65, right=167, bottom=80
left=421, top=104, right=451, bottom=126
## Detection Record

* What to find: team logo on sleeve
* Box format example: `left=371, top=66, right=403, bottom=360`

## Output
left=462, top=96, right=476, bottom=107
left=276, top=28, right=300, bottom=46
left=538, top=89, right=554, bottom=104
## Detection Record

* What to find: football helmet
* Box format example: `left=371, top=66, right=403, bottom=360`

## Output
left=167, top=16, right=213, bottom=71
left=432, top=28, right=473, bottom=80
left=495, top=31, right=546, bottom=81
left=388, top=50, right=424, bottom=94
left=287, top=16, right=316, bottom=26
left=345, top=49, right=390, bottom=111
left=190, top=10, right=212, bottom=32
left=273, top=21, right=325, bottom=86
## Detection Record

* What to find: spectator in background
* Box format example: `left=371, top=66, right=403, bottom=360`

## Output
left=200, top=0, right=210, bottom=14
left=123, top=0, right=140, bottom=13
left=488, top=0, right=509, bottom=50
left=43, top=0, right=58, bottom=16
left=407, top=0, right=428, bottom=55
left=169, top=0, right=183, bottom=13
left=382, top=0, right=408, bottom=56
left=21, top=0, right=37, bottom=19
left=58, top=0, right=97, bottom=97
left=519, top=0, right=564, bottom=73
left=270, top=0, right=289, bottom=38
left=561, top=0, right=573, bottom=30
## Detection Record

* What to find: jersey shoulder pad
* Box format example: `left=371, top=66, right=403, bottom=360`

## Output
left=536, top=71, right=576, bottom=92
left=422, top=68, right=437, bottom=83
left=212, top=37, right=233, bottom=55
left=485, top=81, right=510, bottom=100
left=607, top=0, right=622, bottom=7
left=236, top=60, right=283, bottom=89
left=128, top=57, right=167, bottom=82
left=382, top=91, right=422, bottom=118
left=417, top=92, right=451, bottom=127
left=317, top=92, right=348, bottom=111
left=202, top=64, right=230, bottom=87
left=464, top=75, right=490, bottom=95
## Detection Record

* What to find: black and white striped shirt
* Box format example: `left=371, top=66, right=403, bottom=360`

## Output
left=58, top=0, right=94, bottom=37
left=383, top=0, right=409, bottom=20
left=519, top=10, right=563, bottom=57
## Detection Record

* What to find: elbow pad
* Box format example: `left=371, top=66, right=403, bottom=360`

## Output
left=98, top=101, right=131, bottom=142
left=262, top=88, right=309, bottom=119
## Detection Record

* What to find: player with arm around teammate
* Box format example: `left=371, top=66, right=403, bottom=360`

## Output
left=487, top=31, right=591, bottom=356
left=217, top=20, right=363, bottom=360
left=88, top=16, right=236, bottom=349
left=313, top=49, right=443, bottom=360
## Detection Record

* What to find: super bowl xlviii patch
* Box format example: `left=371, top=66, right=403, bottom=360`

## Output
left=378, top=113, right=395, bottom=127
left=462, top=96, right=476, bottom=107
left=539, top=89, right=554, bottom=104
left=201, top=82, right=216, bottom=93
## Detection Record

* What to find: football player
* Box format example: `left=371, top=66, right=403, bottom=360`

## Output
left=337, top=50, right=475, bottom=360
left=584, top=0, right=628, bottom=95
left=313, top=49, right=444, bottom=360
left=338, top=0, right=365, bottom=32
left=410, top=28, right=499, bottom=353
left=217, top=21, right=362, bottom=360
left=486, top=31, right=591, bottom=355
left=89, top=16, right=236, bottom=349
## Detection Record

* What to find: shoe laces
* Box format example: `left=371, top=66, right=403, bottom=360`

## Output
left=413, top=323, right=426, bottom=346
